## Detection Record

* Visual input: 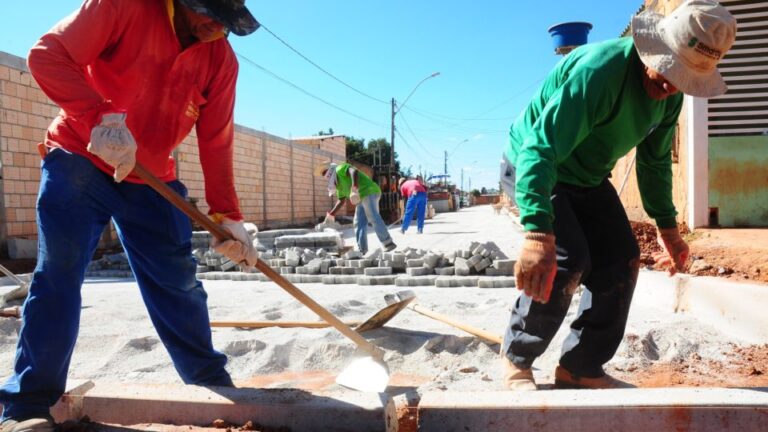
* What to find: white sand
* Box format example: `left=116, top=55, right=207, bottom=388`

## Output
left=0, top=206, right=753, bottom=393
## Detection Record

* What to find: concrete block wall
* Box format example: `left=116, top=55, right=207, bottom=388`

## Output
left=0, top=51, right=345, bottom=254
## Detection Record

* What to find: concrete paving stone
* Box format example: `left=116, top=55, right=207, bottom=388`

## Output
left=295, top=266, right=310, bottom=275
left=435, top=276, right=456, bottom=288
left=349, top=259, right=374, bottom=269
left=322, top=275, right=336, bottom=285
left=484, top=268, right=500, bottom=276
left=329, top=267, right=345, bottom=275
left=302, top=275, right=324, bottom=283
left=406, top=266, right=432, bottom=276
left=279, top=267, right=295, bottom=274
left=196, top=266, right=210, bottom=273
left=478, top=277, right=496, bottom=289
left=316, top=249, right=327, bottom=258
left=493, top=259, right=516, bottom=276
left=435, top=267, right=455, bottom=276
left=220, top=259, right=238, bottom=271
left=406, top=259, right=425, bottom=268
left=376, top=260, right=392, bottom=268
left=395, top=276, right=411, bottom=287
left=364, top=267, right=393, bottom=276
left=257, top=274, right=270, bottom=282
left=474, top=258, right=492, bottom=272
left=457, top=276, right=480, bottom=287
left=423, top=253, right=441, bottom=269
left=454, top=257, right=471, bottom=276
left=371, top=275, right=397, bottom=285
left=467, top=255, right=483, bottom=267
left=343, top=250, right=363, bottom=260
left=335, top=258, right=347, bottom=267
left=365, top=248, right=382, bottom=260
left=192, top=248, right=206, bottom=259
left=274, top=237, right=296, bottom=248
left=319, top=260, right=332, bottom=274
left=493, top=277, right=516, bottom=288
left=391, top=252, right=406, bottom=263
left=410, top=275, right=438, bottom=286
left=337, top=275, right=359, bottom=284
left=356, top=276, right=374, bottom=286
left=382, top=252, right=393, bottom=261
left=405, top=250, right=421, bottom=259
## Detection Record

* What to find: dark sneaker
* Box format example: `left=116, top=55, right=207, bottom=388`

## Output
left=0, top=416, right=55, bottom=432
left=383, top=241, right=397, bottom=252
left=554, top=365, right=635, bottom=389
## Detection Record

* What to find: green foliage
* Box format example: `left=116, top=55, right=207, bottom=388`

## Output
left=471, top=189, right=481, bottom=197
left=345, top=136, right=404, bottom=176
left=317, top=128, right=334, bottom=136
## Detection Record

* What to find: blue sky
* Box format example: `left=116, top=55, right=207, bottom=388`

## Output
left=1, top=1, right=642, bottom=190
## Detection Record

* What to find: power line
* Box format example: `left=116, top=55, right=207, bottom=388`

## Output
left=236, top=52, right=388, bottom=129
left=398, top=112, right=440, bottom=159
left=260, top=24, right=389, bottom=105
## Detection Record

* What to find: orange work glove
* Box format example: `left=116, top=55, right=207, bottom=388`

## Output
left=653, top=226, right=689, bottom=275
left=514, top=232, right=557, bottom=303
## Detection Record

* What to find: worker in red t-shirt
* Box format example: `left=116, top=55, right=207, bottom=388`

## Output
left=399, top=176, right=428, bottom=234
left=0, top=1, right=259, bottom=430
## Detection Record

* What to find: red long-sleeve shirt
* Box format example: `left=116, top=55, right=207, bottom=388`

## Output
left=28, top=0, right=242, bottom=220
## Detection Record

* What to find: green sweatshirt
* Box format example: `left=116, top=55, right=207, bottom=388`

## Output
left=505, top=37, right=682, bottom=233
left=335, top=162, right=381, bottom=199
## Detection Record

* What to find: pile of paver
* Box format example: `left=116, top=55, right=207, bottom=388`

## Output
left=86, top=229, right=516, bottom=289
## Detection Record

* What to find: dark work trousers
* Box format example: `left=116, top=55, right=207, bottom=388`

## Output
left=499, top=155, right=640, bottom=378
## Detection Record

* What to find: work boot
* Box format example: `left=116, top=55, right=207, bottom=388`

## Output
left=502, top=357, right=537, bottom=390
left=0, top=416, right=55, bottom=432
left=554, top=365, right=635, bottom=389
left=383, top=241, right=397, bottom=252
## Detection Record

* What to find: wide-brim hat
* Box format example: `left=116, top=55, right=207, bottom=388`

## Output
left=178, top=0, right=260, bottom=36
left=314, top=162, right=337, bottom=177
left=631, top=0, right=736, bottom=98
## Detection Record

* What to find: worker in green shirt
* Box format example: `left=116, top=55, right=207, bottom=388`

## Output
left=315, top=162, right=397, bottom=254
left=500, top=0, right=736, bottom=390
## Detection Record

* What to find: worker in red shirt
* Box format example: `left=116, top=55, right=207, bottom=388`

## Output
left=0, top=1, right=259, bottom=430
left=399, top=176, right=428, bottom=234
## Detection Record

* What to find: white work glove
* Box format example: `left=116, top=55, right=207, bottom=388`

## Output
left=88, top=112, right=137, bottom=182
left=324, top=212, right=336, bottom=224
left=349, top=188, right=361, bottom=205
left=211, top=218, right=258, bottom=271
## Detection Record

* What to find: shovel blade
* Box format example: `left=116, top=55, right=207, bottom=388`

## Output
left=335, top=356, right=390, bottom=392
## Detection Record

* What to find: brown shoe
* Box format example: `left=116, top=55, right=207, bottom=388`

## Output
left=554, top=365, right=635, bottom=389
left=502, top=357, right=537, bottom=390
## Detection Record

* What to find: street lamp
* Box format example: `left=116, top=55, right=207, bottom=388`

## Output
left=391, top=72, right=440, bottom=167
left=460, top=161, right=477, bottom=209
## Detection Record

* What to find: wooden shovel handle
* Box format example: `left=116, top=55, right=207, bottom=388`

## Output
left=211, top=320, right=361, bottom=329
left=410, top=304, right=502, bottom=345
left=132, top=163, right=385, bottom=360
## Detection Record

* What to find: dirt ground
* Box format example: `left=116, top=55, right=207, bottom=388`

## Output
left=630, top=221, right=768, bottom=284
left=615, top=343, right=768, bottom=388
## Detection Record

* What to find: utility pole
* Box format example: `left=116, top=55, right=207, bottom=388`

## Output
left=390, top=98, right=396, bottom=167
left=461, top=168, right=464, bottom=207
left=444, top=151, right=448, bottom=179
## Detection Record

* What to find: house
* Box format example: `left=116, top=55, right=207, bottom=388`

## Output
left=612, top=0, right=768, bottom=228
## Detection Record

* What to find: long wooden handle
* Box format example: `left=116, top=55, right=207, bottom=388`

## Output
left=211, top=320, right=361, bottom=329
left=410, top=304, right=502, bottom=345
left=133, top=163, right=385, bottom=360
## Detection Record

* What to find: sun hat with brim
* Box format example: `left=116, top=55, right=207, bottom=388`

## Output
left=631, top=0, right=736, bottom=98
left=178, top=0, right=260, bottom=36
left=314, top=162, right=337, bottom=177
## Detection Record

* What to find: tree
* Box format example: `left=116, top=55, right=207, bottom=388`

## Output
left=481, top=187, right=488, bottom=195
left=344, top=136, right=403, bottom=175
left=471, top=189, right=481, bottom=197
left=317, top=128, right=334, bottom=136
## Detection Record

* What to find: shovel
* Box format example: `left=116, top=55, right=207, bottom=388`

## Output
left=385, top=290, right=503, bottom=345
left=132, top=163, right=390, bottom=392
left=211, top=293, right=415, bottom=332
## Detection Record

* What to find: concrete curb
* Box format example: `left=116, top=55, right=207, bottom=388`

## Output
left=415, top=388, right=768, bottom=432
left=49, top=381, right=768, bottom=432
left=52, top=382, right=385, bottom=432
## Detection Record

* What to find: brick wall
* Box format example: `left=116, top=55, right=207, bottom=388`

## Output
left=0, top=51, right=345, bottom=255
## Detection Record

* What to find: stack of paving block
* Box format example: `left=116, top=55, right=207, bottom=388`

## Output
left=85, top=252, right=134, bottom=278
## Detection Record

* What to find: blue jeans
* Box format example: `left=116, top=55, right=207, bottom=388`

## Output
left=0, top=150, right=230, bottom=420
left=402, top=192, right=427, bottom=233
left=353, top=194, right=393, bottom=254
